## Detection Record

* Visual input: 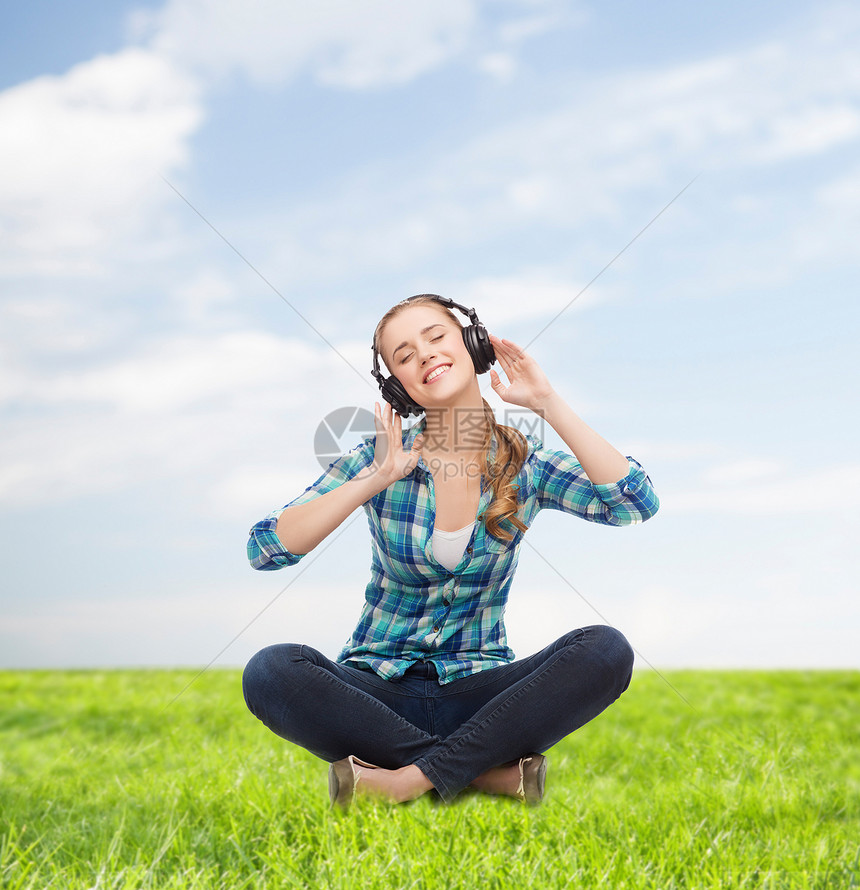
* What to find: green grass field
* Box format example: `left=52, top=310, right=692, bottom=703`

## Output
left=1, top=668, right=857, bottom=889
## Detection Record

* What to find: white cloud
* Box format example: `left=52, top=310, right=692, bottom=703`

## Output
left=816, top=163, right=860, bottom=210
left=699, top=458, right=785, bottom=485
left=625, top=440, right=726, bottom=463
left=506, top=176, right=553, bottom=212
left=139, top=0, right=578, bottom=90
left=5, top=2, right=860, bottom=297
left=477, top=52, right=518, bottom=83
left=0, top=330, right=382, bottom=508
left=208, top=466, right=315, bottom=522
left=788, top=161, right=860, bottom=265
left=144, top=0, right=479, bottom=89
left=497, top=8, right=571, bottom=45
left=453, top=270, right=609, bottom=323
left=32, top=331, right=317, bottom=412
left=472, top=24, right=860, bottom=198
left=0, top=47, right=202, bottom=275
left=661, top=462, right=860, bottom=515
left=0, top=582, right=363, bottom=668
left=0, top=294, right=118, bottom=362
left=173, top=270, right=238, bottom=324
left=624, top=559, right=860, bottom=668
left=750, top=103, right=860, bottom=162
left=227, top=5, right=860, bottom=291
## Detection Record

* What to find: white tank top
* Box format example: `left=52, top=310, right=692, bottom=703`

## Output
left=431, top=521, right=475, bottom=571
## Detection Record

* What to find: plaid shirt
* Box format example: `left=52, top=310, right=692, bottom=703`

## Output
left=247, top=415, right=659, bottom=685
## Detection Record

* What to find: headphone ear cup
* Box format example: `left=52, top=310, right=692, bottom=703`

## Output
left=462, top=323, right=496, bottom=375
left=381, top=375, right=424, bottom=417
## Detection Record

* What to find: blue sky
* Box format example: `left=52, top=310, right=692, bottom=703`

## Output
left=1, top=0, right=858, bottom=670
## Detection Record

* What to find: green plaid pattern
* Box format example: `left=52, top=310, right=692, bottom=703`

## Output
left=248, top=416, right=659, bottom=684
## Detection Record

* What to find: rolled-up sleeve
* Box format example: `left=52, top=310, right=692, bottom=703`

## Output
left=532, top=446, right=659, bottom=526
left=247, top=436, right=376, bottom=571
left=247, top=510, right=305, bottom=570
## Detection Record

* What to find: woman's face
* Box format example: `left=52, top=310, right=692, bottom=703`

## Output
left=380, top=305, right=474, bottom=405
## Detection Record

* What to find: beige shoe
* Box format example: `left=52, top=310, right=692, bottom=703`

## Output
left=328, top=755, right=379, bottom=809
left=516, top=753, right=547, bottom=804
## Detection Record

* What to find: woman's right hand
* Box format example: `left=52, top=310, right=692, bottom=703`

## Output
left=368, top=401, right=424, bottom=487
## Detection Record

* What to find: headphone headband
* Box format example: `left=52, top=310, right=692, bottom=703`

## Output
left=370, top=294, right=496, bottom=417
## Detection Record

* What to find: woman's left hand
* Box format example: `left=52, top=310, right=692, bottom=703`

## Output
left=487, top=333, right=556, bottom=412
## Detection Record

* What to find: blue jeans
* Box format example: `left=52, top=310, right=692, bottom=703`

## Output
left=242, top=624, right=634, bottom=802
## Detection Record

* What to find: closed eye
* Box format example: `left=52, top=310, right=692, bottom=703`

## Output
left=399, top=333, right=444, bottom=364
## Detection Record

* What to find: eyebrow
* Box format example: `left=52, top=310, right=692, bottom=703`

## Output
left=391, top=324, right=445, bottom=358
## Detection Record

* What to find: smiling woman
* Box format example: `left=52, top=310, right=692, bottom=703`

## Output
left=242, top=293, right=660, bottom=809
left=370, top=295, right=532, bottom=542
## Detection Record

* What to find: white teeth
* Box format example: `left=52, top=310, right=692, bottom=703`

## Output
left=424, top=364, right=451, bottom=383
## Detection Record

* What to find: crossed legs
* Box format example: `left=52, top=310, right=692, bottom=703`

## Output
left=242, top=625, right=634, bottom=803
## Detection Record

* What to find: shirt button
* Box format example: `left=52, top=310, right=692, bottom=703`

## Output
left=443, top=598, right=449, bottom=606
left=467, top=547, right=472, bottom=554
left=433, top=625, right=439, bottom=632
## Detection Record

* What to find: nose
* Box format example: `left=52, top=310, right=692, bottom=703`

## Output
left=419, top=347, right=438, bottom=369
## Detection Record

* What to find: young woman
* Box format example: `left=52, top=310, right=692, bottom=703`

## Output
left=243, top=294, right=659, bottom=808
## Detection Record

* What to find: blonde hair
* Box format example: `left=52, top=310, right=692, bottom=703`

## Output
left=374, top=296, right=530, bottom=543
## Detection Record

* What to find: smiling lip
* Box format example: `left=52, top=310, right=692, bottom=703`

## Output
left=423, top=363, right=452, bottom=384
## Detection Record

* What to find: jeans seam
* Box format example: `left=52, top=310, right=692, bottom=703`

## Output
left=419, top=637, right=593, bottom=789
left=300, top=659, right=438, bottom=743
left=251, top=628, right=629, bottom=802
left=412, top=754, right=450, bottom=801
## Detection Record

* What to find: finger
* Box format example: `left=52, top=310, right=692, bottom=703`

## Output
left=494, top=348, right=516, bottom=373
left=492, top=337, right=520, bottom=363
left=490, top=333, right=511, bottom=352
left=501, top=338, right=527, bottom=360
left=490, top=338, right=513, bottom=362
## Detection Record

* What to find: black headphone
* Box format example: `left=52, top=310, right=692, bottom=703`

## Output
left=371, top=294, right=497, bottom=417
